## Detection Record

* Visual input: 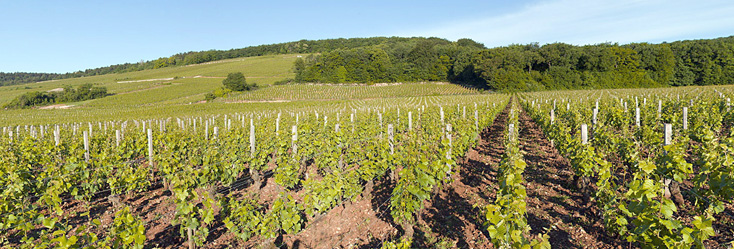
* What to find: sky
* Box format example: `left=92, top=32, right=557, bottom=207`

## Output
left=1, top=0, right=733, bottom=73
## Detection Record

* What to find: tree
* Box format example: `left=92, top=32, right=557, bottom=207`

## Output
left=223, top=72, right=257, bottom=91
left=457, top=38, right=486, bottom=49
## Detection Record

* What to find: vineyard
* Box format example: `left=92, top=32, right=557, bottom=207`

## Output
left=0, top=92, right=508, bottom=248
left=220, top=83, right=481, bottom=102
left=516, top=86, right=734, bottom=248
left=2, top=84, right=734, bottom=248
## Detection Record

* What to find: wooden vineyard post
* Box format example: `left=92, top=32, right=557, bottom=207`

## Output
left=592, top=108, right=598, bottom=125
left=408, top=111, right=412, bottom=131
left=462, top=106, right=466, bottom=119
left=187, top=228, right=194, bottom=249
left=581, top=124, right=588, bottom=144
left=440, top=106, right=444, bottom=126
left=664, top=123, right=672, bottom=146
left=292, top=125, right=298, bottom=155
left=397, top=108, right=401, bottom=128
left=378, top=112, right=383, bottom=130
left=116, top=130, right=120, bottom=147
left=350, top=113, right=355, bottom=133
left=682, top=107, right=688, bottom=130
left=205, top=122, right=209, bottom=140
left=213, top=127, right=218, bottom=140
left=727, top=98, right=731, bottom=112
left=83, top=131, right=90, bottom=162
left=54, top=126, right=60, bottom=146
left=635, top=108, right=640, bottom=127
left=147, top=129, right=153, bottom=167
left=550, top=109, right=555, bottom=125
left=388, top=124, right=394, bottom=155
left=508, top=123, right=515, bottom=142
left=335, top=123, right=340, bottom=133
left=474, top=109, right=479, bottom=133
left=276, top=112, right=281, bottom=135
left=250, top=119, right=255, bottom=157
left=446, top=124, right=452, bottom=160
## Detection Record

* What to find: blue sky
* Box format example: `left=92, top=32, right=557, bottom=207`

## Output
left=1, top=0, right=733, bottom=73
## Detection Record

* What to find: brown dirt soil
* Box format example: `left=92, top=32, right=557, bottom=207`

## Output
left=413, top=98, right=511, bottom=248
left=278, top=177, right=399, bottom=249
left=416, top=98, right=626, bottom=249
left=516, top=105, right=625, bottom=249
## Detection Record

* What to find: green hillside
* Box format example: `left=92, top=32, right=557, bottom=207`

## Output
left=0, top=53, right=483, bottom=126
left=0, top=55, right=299, bottom=104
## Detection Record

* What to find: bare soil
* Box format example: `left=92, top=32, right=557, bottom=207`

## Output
left=37, top=104, right=72, bottom=109
left=515, top=105, right=624, bottom=248
left=413, top=97, right=511, bottom=248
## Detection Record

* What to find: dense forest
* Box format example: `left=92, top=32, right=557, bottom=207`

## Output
left=0, top=37, right=421, bottom=86
left=294, top=36, right=734, bottom=91
left=3, top=84, right=108, bottom=109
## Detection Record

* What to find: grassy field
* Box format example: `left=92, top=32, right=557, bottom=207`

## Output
left=0, top=54, right=301, bottom=105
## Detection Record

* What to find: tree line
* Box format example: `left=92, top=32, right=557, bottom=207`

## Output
left=3, top=84, right=108, bottom=109
left=293, top=36, right=734, bottom=91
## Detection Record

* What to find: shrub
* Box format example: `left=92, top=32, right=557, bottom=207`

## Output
left=204, top=93, right=216, bottom=102
left=223, top=72, right=258, bottom=91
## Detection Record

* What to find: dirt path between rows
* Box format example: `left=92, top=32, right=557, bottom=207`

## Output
left=415, top=98, right=512, bottom=248
left=516, top=103, right=624, bottom=248
left=418, top=98, right=626, bottom=248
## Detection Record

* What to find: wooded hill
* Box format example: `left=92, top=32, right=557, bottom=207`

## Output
left=293, top=36, right=734, bottom=91
left=3, top=36, right=734, bottom=91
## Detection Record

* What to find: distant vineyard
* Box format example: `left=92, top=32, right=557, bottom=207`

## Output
left=221, top=83, right=482, bottom=102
